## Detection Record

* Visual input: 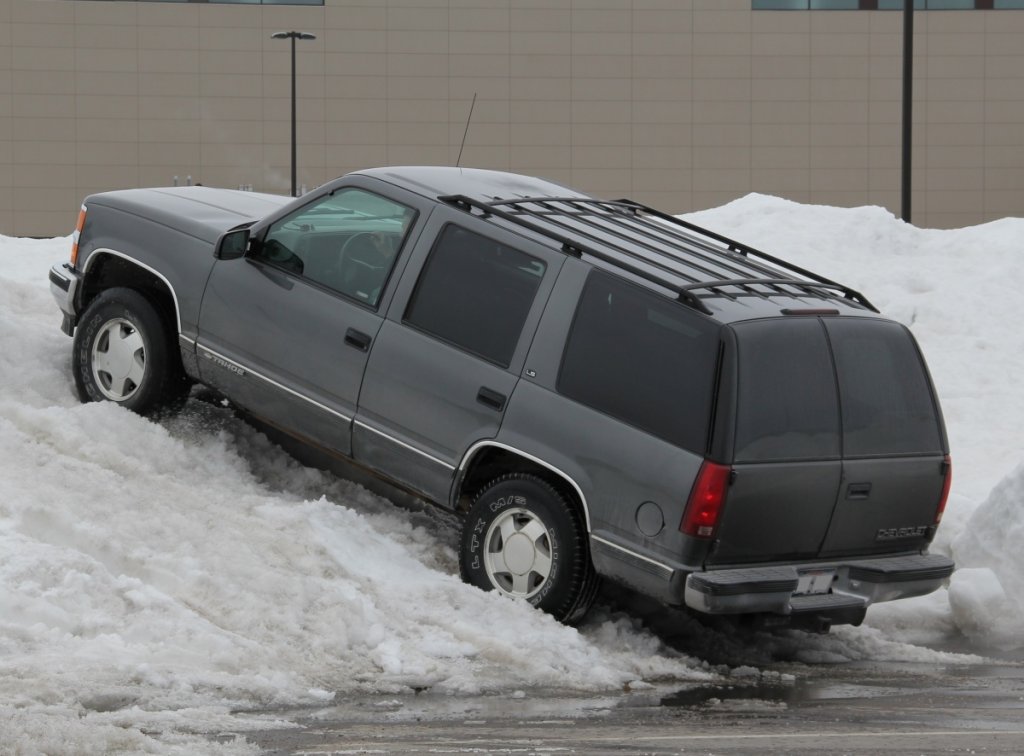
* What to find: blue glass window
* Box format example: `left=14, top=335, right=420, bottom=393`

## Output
left=753, top=0, right=809, bottom=7
left=756, top=0, right=1015, bottom=7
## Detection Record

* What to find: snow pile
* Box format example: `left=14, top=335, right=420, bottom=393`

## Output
left=949, top=465, right=1024, bottom=647
left=0, top=236, right=711, bottom=753
left=3, top=194, right=1024, bottom=751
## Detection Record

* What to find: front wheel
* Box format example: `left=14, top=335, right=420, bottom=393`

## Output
left=72, top=287, right=187, bottom=415
left=460, top=473, right=599, bottom=625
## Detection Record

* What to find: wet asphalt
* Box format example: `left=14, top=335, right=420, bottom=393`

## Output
left=241, top=648, right=1024, bottom=755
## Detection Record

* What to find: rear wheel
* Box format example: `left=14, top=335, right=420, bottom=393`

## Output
left=73, top=287, right=187, bottom=415
left=460, top=473, right=599, bottom=624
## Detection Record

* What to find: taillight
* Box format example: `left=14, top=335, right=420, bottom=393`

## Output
left=681, top=461, right=732, bottom=538
left=935, top=454, right=952, bottom=524
left=70, top=204, right=87, bottom=267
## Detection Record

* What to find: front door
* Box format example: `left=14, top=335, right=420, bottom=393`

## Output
left=196, top=187, right=419, bottom=455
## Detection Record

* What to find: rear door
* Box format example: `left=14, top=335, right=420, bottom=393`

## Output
left=818, top=318, right=947, bottom=556
left=352, top=220, right=563, bottom=504
left=708, top=318, right=842, bottom=565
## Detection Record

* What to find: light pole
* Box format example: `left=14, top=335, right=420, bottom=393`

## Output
left=271, top=30, right=316, bottom=197
left=901, top=2, right=914, bottom=223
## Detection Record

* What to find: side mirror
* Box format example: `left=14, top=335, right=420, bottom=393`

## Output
left=214, top=227, right=251, bottom=260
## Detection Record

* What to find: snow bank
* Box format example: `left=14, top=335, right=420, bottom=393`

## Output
left=3, top=194, right=1023, bottom=751
left=949, top=464, right=1024, bottom=648
left=0, top=237, right=710, bottom=753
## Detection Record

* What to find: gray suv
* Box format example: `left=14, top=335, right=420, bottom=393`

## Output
left=49, top=167, right=954, bottom=630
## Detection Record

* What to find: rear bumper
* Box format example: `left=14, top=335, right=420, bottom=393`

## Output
left=684, top=552, right=955, bottom=618
left=49, top=263, right=81, bottom=335
left=589, top=532, right=953, bottom=625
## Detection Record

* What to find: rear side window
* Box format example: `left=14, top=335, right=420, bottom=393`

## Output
left=558, top=272, right=720, bottom=454
left=733, top=319, right=841, bottom=462
left=825, top=319, right=943, bottom=456
left=404, top=225, right=546, bottom=367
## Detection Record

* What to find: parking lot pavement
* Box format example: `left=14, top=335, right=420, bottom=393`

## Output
left=244, top=657, right=1024, bottom=755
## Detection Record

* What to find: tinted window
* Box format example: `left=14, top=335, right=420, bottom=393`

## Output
left=257, top=188, right=415, bottom=307
left=825, top=319, right=943, bottom=456
left=404, top=225, right=546, bottom=367
left=734, top=319, right=840, bottom=462
left=558, top=272, right=720, bottom=454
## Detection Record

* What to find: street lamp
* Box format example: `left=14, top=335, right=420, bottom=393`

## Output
left=901, top=2, right=914, bottom=224
left=271, top=30, right=316, bottom=197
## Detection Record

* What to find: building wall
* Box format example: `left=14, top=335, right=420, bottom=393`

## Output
left=1, top=0, right=1023, bottom=236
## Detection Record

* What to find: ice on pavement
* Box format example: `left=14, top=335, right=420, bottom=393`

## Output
left=2, top=194, right=1023, bottom=752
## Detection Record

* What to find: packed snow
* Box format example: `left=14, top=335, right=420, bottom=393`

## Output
left=1, top=195, right=1022, bottom=753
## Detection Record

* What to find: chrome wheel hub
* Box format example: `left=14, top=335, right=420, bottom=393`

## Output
left=483, top=507, right=552, bottom=599
left=91, top=318, right=146, bottom=401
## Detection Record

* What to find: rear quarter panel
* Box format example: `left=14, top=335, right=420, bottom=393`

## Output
left=502, top=259, right=710, bottom=573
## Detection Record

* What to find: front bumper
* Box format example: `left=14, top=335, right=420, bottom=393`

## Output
left=49, top=263, right=81, bottom=335
left=684, top=552, right=955, bottom=618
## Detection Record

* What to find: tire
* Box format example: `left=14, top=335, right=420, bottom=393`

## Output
left=460, top=473, right=600, bottom=625
left=72, top=287, right=187, bottom=415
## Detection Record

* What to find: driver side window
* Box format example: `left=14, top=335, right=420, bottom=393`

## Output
left=256, top=188, right=416, bottom=308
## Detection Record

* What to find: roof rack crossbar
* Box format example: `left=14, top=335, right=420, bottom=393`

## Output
left=522, top=199, right=723, bottom=285
left=501, top=195, right=790, bottom=295
left=440, top=193, right=875, bottom=314
left=614, top=198, right=876, bottom=311
left=611, top=210, right=792, bottom=281
left=681, top=278, right=874, bottom=308
left=495, top=200, right=815, bottom=307
left=493, top=197, right=802, bottom=300
left=440, top=194, right=586, bottom=257
left=440, top=193, right=713, bottom=314
left=566, top=202, right=789, bottom=287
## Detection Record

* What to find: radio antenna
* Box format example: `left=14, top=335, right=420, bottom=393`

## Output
left=456, top=92, right=477, bottom=167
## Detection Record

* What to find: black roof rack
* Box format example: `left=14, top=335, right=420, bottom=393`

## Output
left=439, top=193, right=877, bottom=315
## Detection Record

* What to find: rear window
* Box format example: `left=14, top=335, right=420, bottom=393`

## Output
left=825, top=319, right=943, bottom=456
left=733, top=319, right=841, bottom=462
left=558, top=272, right=720, bottom=454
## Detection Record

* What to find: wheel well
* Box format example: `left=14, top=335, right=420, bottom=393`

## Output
left=456, top=446, right=589, bottom=529
left=81, top=254, right=179, bottom=336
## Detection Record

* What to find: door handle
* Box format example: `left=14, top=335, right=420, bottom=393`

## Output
left=477, top=386, right=507, bottom=412
left=344, top=328, right=372, bottom=352
left=847, top=482, right=872, bottom=500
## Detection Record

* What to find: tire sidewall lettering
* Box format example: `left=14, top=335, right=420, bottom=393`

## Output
left=76, top=310, right=113, bottom=402
left=531, top=526, right=560, bottom=604
left=464, top=486, right=564, bottom=605
left=488, top=494, right=526, bottom=513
